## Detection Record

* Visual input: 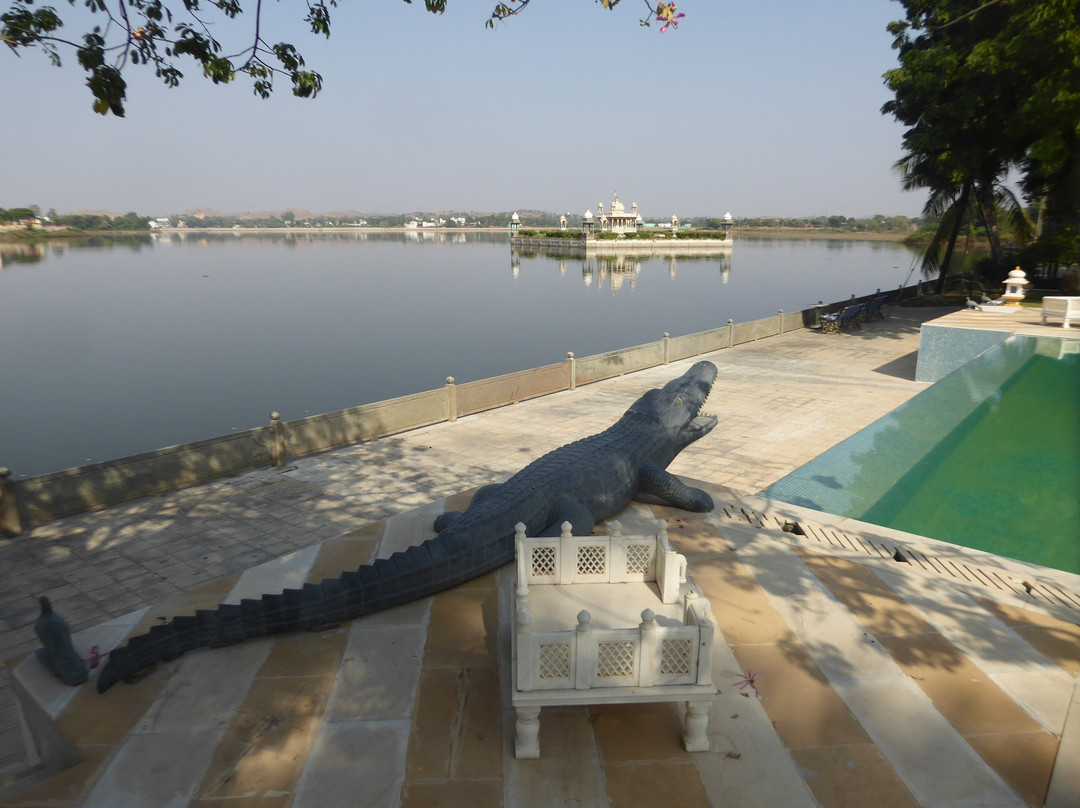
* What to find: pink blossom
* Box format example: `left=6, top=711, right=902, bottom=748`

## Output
left=656, top=2, right=685, bottom=32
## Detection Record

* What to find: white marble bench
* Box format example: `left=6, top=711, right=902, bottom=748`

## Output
left=1042, top=296, right=1079, bottom=328
left=510, top=520, right=716, bottom=758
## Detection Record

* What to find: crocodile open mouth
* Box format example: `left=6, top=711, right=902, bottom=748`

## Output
left=691, top=413, right=718, bottom=430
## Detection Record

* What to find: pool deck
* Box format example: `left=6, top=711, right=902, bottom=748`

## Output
left=925, top=304, right=1080, bottom=340
left=2, top=305, right=1078, bottom=808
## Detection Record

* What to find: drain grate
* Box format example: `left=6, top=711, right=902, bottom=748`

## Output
left=719, top=505, right=1080, bottom=611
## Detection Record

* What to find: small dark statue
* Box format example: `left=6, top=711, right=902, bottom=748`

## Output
left=34, top=596, right=88, bottom=686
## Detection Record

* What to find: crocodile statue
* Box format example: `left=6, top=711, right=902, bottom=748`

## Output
left=96, top=360, right=718, bottom=692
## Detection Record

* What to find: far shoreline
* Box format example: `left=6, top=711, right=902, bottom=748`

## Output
left=1, top=226, right=912, bottom=244
left=734, top=228, right=909, bottom=242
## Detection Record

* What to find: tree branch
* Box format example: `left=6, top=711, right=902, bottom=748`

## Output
left=930, top=0, right=1007, bottom=31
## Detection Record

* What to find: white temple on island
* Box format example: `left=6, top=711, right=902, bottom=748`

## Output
left=581, top=193, right=644, bottom=235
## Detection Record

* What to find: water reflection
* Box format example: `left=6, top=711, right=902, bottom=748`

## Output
left=583, top=255, right=642, bottom=292
left=515, top=247, right=733, bottom=293
left=0, top=242, right=47, bottom=266
left=0, top=233, right=916, bottom=476
left=0, top=234, right=155, bottom=267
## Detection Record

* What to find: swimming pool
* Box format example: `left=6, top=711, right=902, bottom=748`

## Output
left=764, top=335, right=1080, bottom=574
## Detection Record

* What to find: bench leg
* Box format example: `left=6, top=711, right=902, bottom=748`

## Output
left=515, top=707, right=541, bottom=759
left=683, top=700, right=710, bottom=752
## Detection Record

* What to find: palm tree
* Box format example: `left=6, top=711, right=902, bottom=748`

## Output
left=897, top=149, right=1032, bottom=293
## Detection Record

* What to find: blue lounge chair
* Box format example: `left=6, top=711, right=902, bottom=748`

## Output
left=840, top=303, right=864, bottom=330
left=820, top=303, right=863, bottom=334
left=864, top=294, right=889, bottom=320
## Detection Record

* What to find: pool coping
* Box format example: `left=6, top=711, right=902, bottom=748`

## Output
left=729, top=494, right=1080, bottom=633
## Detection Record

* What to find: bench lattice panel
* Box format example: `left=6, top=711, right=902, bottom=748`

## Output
left=625, top=543, right=654, bottom=575
left=538, top=643, right=571, bottom=680
left=577, top=545, right=607, bottom=576
left=530, top=546, right=557, bottom=577
left=597, top=641, right=635, bottom=678
left=660, top=639, right=693, bottom=676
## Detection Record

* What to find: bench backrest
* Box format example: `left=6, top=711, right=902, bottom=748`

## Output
left=515, top=520, right=687, bottom=603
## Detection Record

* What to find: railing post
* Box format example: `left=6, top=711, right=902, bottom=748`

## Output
left=566, top=352, right=576, bottom=391
left=726, top=318, right=734, bottom=348
left=446, top=376, right=457, bottom=422
left=778, top=309, right=784, bottom=335
left=559, top=521, right=575, bottom=583
left=695, top=616, right=714, bottom=687
left=269, top=412, right=287, bottom=469
left=662, top=332, right=670, bottom=364
left=639, top=608, right=656, bottom=687
left=515, top=523, right=529, bottom=604
left=607, top=520, right=623, bottom=583
left=575, top=610, right=594, bottom=689
left=0, top=467, right=23, bottom=536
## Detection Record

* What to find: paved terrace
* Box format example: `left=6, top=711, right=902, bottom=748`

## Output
left=1, top=306, right=1078, bottom=807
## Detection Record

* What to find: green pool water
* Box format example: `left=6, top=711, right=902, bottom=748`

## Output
left=764, top=336, right=1080, bottom=574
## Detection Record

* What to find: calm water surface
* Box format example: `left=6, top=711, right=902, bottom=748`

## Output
left=0, top=232, right=916, bottom=476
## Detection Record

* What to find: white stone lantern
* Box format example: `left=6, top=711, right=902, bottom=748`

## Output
left=1001, top=267, right=1029, bottom=307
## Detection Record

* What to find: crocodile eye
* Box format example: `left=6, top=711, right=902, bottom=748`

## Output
left=675, top=396, right=683, bottom=407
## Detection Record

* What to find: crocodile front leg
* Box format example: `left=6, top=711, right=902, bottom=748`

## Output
left=637, top=463, right=714, bottom=512
left=537, top=497, right=596, bottom=537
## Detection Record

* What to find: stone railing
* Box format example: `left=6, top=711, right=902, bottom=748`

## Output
left=1, top=285, right=918, bottom=531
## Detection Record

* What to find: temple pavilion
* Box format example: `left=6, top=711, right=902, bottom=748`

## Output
left=581, top=193, right=643, bottom=235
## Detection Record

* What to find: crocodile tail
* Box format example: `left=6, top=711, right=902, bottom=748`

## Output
left=96, top=527, right=515, bottom=693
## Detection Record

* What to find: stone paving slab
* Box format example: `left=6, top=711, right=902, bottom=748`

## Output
left=3, top=488, right=1079, bottom=807
left=6, top=306, right=1076, bottom=804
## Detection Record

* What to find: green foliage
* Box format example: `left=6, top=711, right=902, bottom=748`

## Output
left=737, top=215, right=915, bottom=233
left=674, top=230, right=729, bottom=240
left=0, top=207, right=38, bottom=222
left=1016, top=233, right=1080, bottom=272
left=539, top=230, right=583, bottom=239
left=883, top=0, right=1079, bottom=284
left=1, top=0, right=339, bottom=116
left=3, top=0, right=667, bottom=116
left=53, top=212, right=150, bottom=230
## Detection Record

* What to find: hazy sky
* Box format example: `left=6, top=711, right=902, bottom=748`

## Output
left=1, top=0, right=927, bottom=219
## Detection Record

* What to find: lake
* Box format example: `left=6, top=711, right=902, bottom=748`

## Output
left=0, top=232, right=918, bottom=477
